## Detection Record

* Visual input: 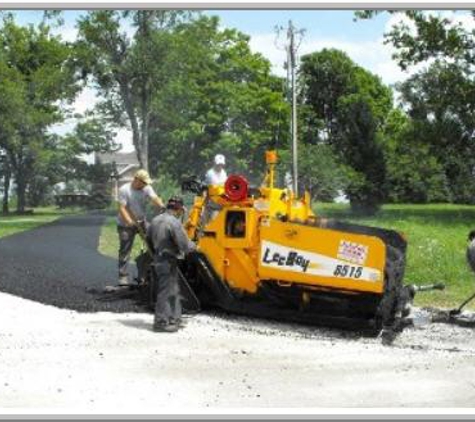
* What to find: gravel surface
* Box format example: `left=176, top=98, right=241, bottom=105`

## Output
left=1, top=214, right=475, bottom=411
left=0, top=292, right=475, bottom=411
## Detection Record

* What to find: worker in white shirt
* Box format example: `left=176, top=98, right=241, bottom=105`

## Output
left=204, top=154, right=227, bottom=186
left=202, top=154, right=228, bottom=225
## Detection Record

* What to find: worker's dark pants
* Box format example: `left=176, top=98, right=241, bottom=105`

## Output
left=117, top=226, right=138, bottom=278
left=153, top=257, right=182, bottom=327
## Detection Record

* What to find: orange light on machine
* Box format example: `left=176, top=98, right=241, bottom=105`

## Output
left=264, top=150, right=278, bottom=189
left=266, top=150, right=278, bottom=165
left=224, top=175, right=249, bottom=202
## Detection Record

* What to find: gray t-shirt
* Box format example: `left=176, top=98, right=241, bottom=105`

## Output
left=117, top=182, right=157, bottom=227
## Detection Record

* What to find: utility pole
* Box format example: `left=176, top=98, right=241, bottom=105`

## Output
left=275, top=21, right=305, bottom=194
left=285, top=21, right=305, bottom=195
left=288, top=21, right=298, bottom=195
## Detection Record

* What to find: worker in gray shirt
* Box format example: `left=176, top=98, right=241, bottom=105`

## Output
left=117, top=169, right=164, bottom=286
left=148, top=196, right=196, bottom=332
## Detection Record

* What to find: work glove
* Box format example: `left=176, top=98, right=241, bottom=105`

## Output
left=135, top=219, right=149, bottom=233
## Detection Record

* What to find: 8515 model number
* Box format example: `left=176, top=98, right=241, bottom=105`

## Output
left=333, top=265, right=363, bottom=278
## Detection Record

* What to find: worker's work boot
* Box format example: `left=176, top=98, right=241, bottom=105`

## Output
left=153, top=321, right=179, bottom=333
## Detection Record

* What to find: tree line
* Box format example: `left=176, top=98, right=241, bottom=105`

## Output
left=0, top=10, right=474, bottom=215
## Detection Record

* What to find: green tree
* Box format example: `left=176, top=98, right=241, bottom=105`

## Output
left=82, top=162, right=115, bottom=210
left=357, top=11, right=475, bottom=70
left=26, top=119, right=119, bottom=206
left=76, top=10, right=193, bottom=170
left=299, top=48, right=393, bottom=213
left=299, top=49, right=356, bottom=141
left=69, top=119, right=119, bottom=208
left=0, top=16, right=80, bottom=213
left=147, top=15, right=289, bottom=185
left=397, top=62, right=475, bottom=203
left=358, top=11, right=475, bottom=204
left=383, top=109, right=450, bottom=203
left=336, top=96, right=386, bottom=214
left=295, top=143, right=346, bottom=201
left=0, top=60, right=23, bottom=213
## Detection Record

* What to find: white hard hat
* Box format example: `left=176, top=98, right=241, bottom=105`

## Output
left=214, top=154, right=226, bottom=165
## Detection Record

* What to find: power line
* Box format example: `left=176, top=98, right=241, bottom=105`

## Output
left=275, top=20, right=305, bottom=195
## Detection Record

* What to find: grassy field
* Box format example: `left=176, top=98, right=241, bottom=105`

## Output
left=0, top=206, right=84, bottom=239
left=99, top=203, right=475, bottom=309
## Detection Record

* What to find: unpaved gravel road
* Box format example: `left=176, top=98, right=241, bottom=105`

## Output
left=1, top=214, right=475, bottom=412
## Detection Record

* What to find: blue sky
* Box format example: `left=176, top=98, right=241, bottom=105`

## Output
left=210, top=10, right=403, bottom=81
left=14, top=10, right=388, bottom=42
left=11, top=9, right=404, bottom=82
left=206, top=10, right=389, bottom=41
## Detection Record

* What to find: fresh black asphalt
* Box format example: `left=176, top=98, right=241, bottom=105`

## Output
left=0, top=213, right=147, bottom=313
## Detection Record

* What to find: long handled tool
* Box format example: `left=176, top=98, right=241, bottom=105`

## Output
left=450, top=292, right=475, bottom=316
left=450, top=231, right=475, bottom=316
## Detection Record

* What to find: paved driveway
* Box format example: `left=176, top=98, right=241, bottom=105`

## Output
left=0, top=213, right=144, bottom=313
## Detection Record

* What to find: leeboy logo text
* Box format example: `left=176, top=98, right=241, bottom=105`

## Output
left=262, top=248, right=310, bottom=272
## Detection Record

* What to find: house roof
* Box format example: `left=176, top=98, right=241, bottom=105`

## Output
left=96, top=151, right=139, bottom=166
left=95, top=151, right=141, bottom=179
left=117, top=164, right=140, bottom=177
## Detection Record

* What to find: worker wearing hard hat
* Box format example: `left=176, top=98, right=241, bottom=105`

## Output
left=204, top=154, right=228, bottom=186
left=117, top=169, right=164, bottom=287
left=148, top=196, right=196, bottom=332
left=202, top=154, right=228, bottom=224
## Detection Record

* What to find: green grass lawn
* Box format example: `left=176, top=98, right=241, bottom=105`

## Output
left=99, top=203, right=475, bottom=309
left=0, top=206, right=84, bottom=238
